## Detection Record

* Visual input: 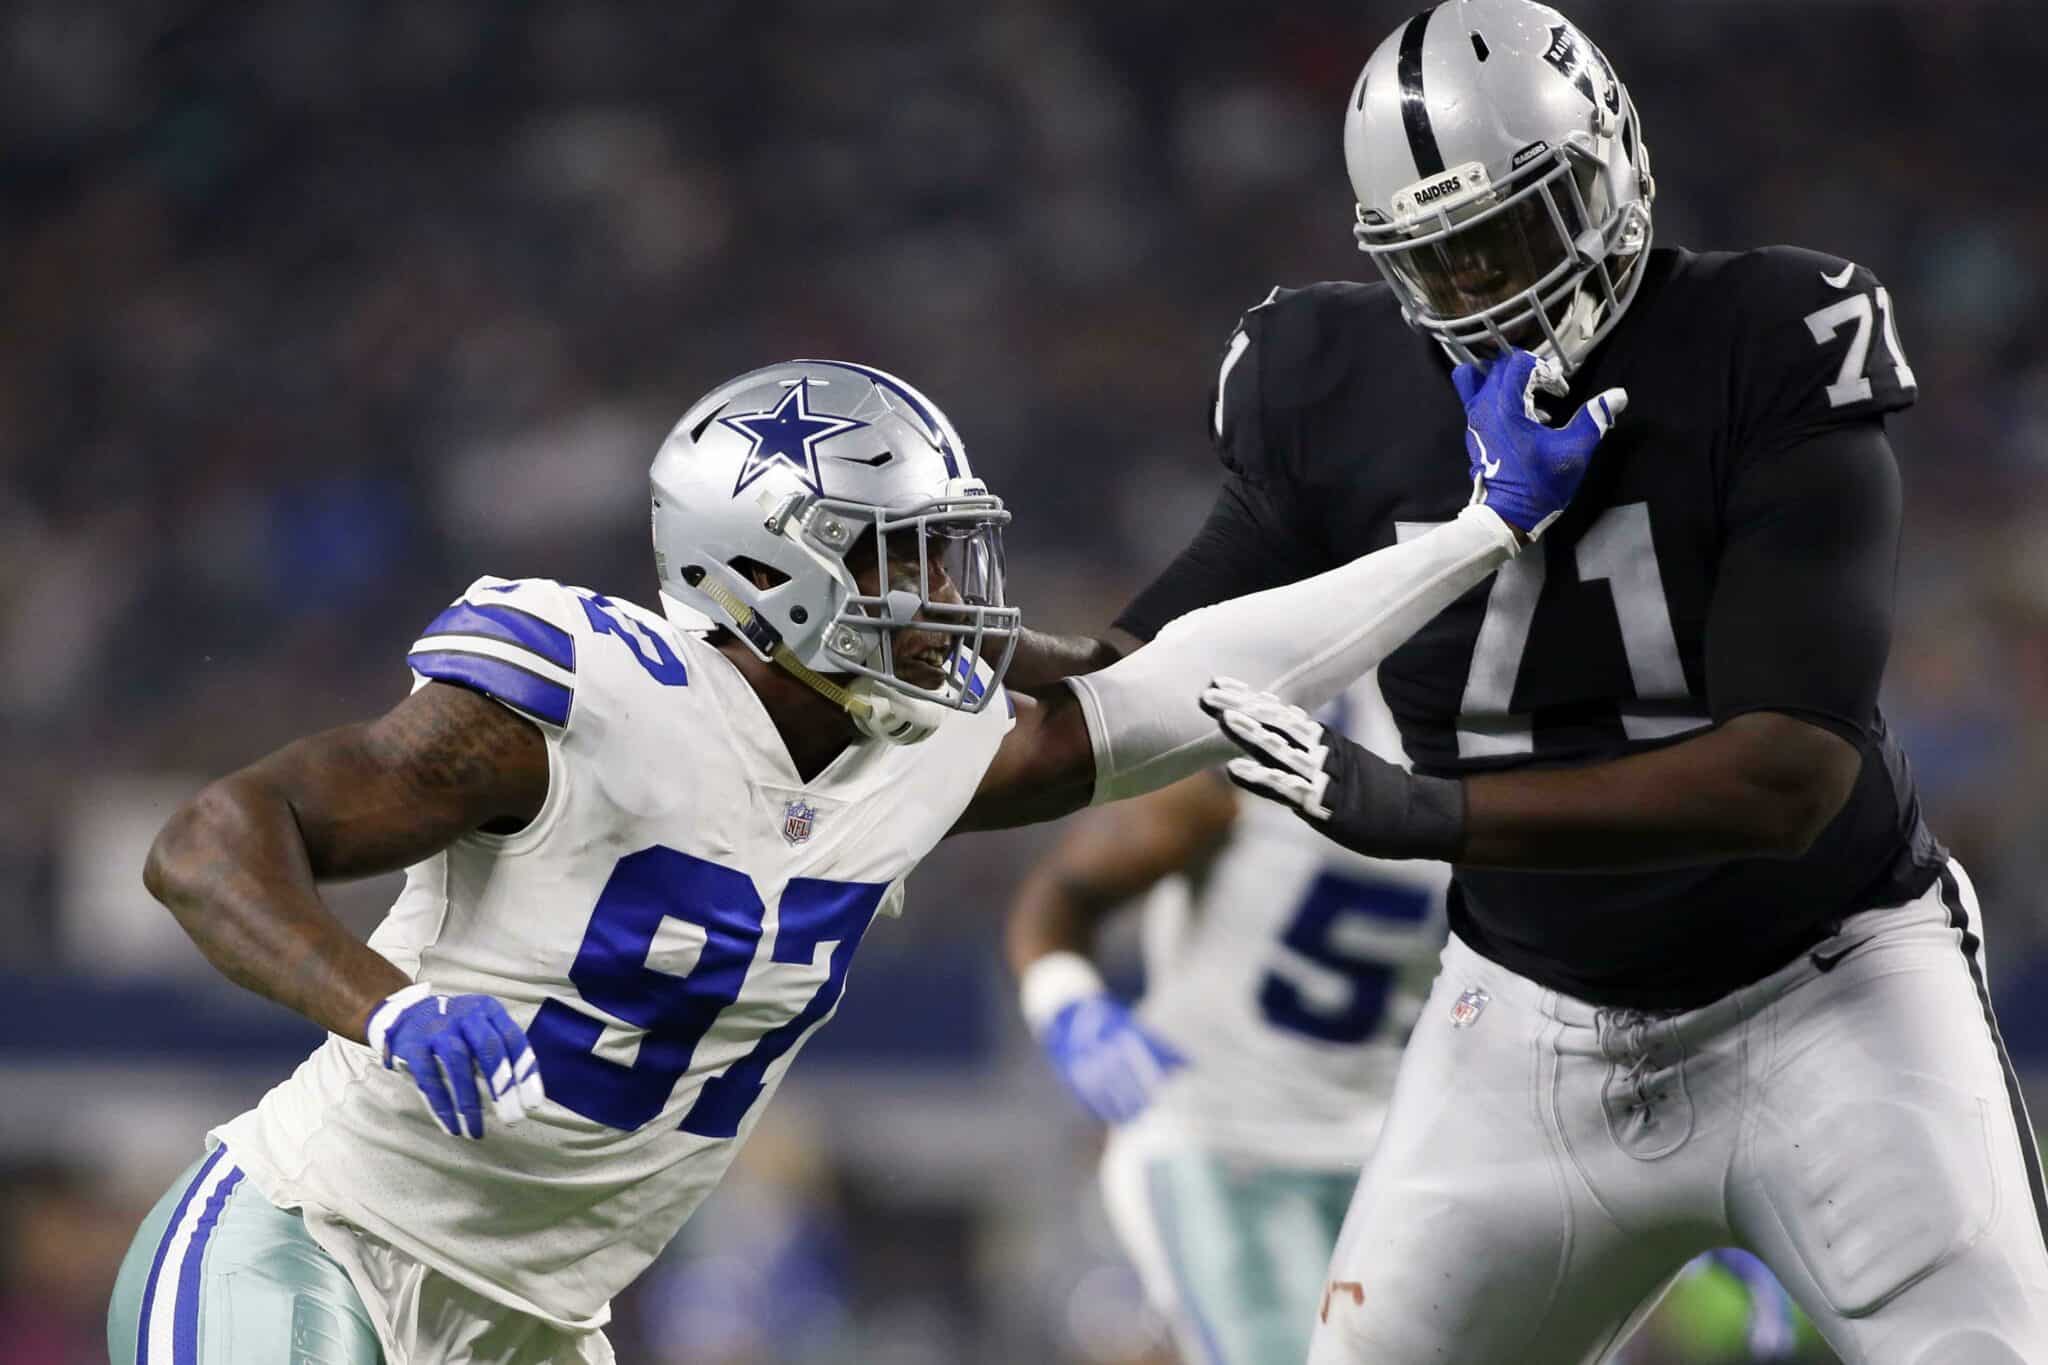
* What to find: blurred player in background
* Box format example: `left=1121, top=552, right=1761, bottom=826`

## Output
left=1008, top=675, right=1447, bottom=1365
left=107, top=353, right=1616, bottom=1364
left=1008, top=0, right=2048, bottom=1360
left=1011, top=679, right=1810, bottom=1365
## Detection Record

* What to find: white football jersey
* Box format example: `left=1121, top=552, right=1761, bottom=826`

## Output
left=1134, top=672, right=1449, bottom=1167
left=213, top=576, right=1013, bottom=1331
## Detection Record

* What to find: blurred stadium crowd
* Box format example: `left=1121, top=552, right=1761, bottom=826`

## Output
left=3, top=1, right=2044, bottom=1361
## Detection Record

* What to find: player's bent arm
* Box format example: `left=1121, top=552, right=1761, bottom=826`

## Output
left=143, top=681, right=549, bottom=1042
left=1457, top=712, right=1857, bottom=868
left=965, top=351, right=1614, bottom=834
left=1468, top=416, right=1896, bottom=867
left=1219, top=421, right=1888, bottom=869
left=1004, top=774, right=1238, bottom=974
left=1006, top=775, right=1236, bottom=1124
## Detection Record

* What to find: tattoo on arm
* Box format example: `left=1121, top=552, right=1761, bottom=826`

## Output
left=143, top=683, right=550, bottom=1041
left=298, top=681, right=552, bottom=877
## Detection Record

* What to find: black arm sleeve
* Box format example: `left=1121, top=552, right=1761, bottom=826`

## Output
left=1112, top=474, right=1324, bottom=643
left=1705, top=417, right=1899, bottom=742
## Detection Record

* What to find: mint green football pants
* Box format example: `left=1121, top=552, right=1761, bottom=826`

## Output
left=1101, top=1129, right=1358, bottom=1365
left=108, top=1148, right=384, bottom=1365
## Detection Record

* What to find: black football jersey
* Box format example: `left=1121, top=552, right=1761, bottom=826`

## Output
left=1116, top=246, right=1947, bottom=1009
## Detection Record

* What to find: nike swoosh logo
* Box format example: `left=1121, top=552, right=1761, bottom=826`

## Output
left=1821, top=263, right=1856, bottom=289
left=1809, top=936, right=1873, bottom=973
left=1473, top=431, right=1500, bottom=478
left=827, top=450, right=895, bottom=466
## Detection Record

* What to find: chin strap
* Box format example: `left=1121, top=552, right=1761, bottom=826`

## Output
left=844, top=677, right=947, bottom=745
left=692, top=575, right=945, bottom=745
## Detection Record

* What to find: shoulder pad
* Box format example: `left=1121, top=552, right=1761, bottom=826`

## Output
left=1211, top=281, right=1405, bottom=479
left=1251, top=281, right=1398, bottom=410
left=408, top=576, right=581, bottom=730
left=1731, top=246, right=1917, bottom=447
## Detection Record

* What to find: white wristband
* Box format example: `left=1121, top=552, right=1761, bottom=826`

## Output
left=365, top=982, right=437, bottom=1063
left=1019, top=952, right=1108, bottom=1037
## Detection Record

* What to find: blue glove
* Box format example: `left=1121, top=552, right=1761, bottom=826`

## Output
left=1039, top=994, right=1187, bottom=1126
left=1452, top=349, right=1625, bottom=538
left=365, top=983, right=545, bottom=1139
left=1698, top=1248, right=1802, bottom=1360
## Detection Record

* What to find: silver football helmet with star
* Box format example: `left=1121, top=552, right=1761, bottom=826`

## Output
left=650, top=359, right=1018, bottom=743
left=1344, top=0, right=1654, bottom=374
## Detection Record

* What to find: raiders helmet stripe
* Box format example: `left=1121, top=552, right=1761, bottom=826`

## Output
left=1396, top=8, right=1447, bottom=178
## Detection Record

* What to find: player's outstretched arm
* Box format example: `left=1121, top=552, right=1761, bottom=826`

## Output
left=1213, top=419, right=1892, bottom=871
left=999, top=626, right=1137, bottom=691
left=1007, top=776, right=1236, bottom=1123
left=953, top=504, right=1511, bottom=834
left=958, top=351, right=1623, bottom=833
left=144, top=681, right=550, bottom=1134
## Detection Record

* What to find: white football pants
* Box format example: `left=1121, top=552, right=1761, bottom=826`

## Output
left=1308, top=859, right=2048, bottom=1365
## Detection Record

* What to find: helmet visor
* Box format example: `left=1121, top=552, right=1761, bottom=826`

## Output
left=828, top=495, right=1020, bottom=714
left=1377, top=164, right=1594, bottom=323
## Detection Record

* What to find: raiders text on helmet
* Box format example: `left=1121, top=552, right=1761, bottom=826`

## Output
left=1343, top=0, right=1655, bottom=373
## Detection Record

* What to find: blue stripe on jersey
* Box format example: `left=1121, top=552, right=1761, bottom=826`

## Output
left=420, top=600, right=575, bottom=672
left=135, top=1146, right=225, bottom=1364
left=409, top=649, right=573, bottom=727
left=946, top=649, right=990, bottom=703
left=798, top=359, right=965, bottom=479
left=172, top=1165, right=243, bottom=1363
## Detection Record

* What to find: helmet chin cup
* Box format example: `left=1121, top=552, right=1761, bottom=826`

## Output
left=847, top=676, right=948, bottom=746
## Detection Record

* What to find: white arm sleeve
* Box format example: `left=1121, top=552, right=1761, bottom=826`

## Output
left=1069, top=504, right=1519, bottom=804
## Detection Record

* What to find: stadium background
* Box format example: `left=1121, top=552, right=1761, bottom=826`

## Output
left=3, top=0, right=2044, bottom=1360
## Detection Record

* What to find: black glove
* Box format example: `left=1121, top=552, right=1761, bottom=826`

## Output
left=1198, top=678, right=1466, bottom=861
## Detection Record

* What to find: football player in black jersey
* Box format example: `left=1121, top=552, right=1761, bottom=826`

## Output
left=1007, top=0, right=2048, bottom=1360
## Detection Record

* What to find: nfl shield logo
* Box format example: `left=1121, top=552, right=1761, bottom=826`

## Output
left=1450, top=986, right=1490, bottom=1029
left=782, top=800, right=817, bottom=847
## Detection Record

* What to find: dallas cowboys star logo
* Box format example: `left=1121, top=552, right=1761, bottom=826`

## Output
left=718, top=378, right=867, bottom=499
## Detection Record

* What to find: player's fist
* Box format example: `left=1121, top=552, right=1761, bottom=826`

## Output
left=1453, top=349, right=1625, bottom=539
left=1041, top=995, right=1186, bottom=1125
left=1020, top=951, right=1185, bottom=1125
left=1201, top=677, right=1464, bottom=861
left=366, top=983, right=545, bottom=1139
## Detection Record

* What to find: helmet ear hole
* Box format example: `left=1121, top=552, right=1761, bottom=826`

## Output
left=728, top=556, right=791, bottom=591
left=1470, top=32, right=1490, bottom=61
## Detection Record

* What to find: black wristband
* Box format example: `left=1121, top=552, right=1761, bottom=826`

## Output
left=1320, top=738, right=1467, bottom=861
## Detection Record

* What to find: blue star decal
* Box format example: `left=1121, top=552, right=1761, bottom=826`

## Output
left=718, top=379, right=867, bottom=499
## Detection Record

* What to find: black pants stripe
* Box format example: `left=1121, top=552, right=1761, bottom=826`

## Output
left=1937, top=864, right=2048, bottom=1254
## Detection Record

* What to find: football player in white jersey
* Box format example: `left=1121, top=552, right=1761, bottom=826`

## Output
left=108, top=351, right=1623, bottom=1364
left=1008, top=674, right=1449, bottom=1365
